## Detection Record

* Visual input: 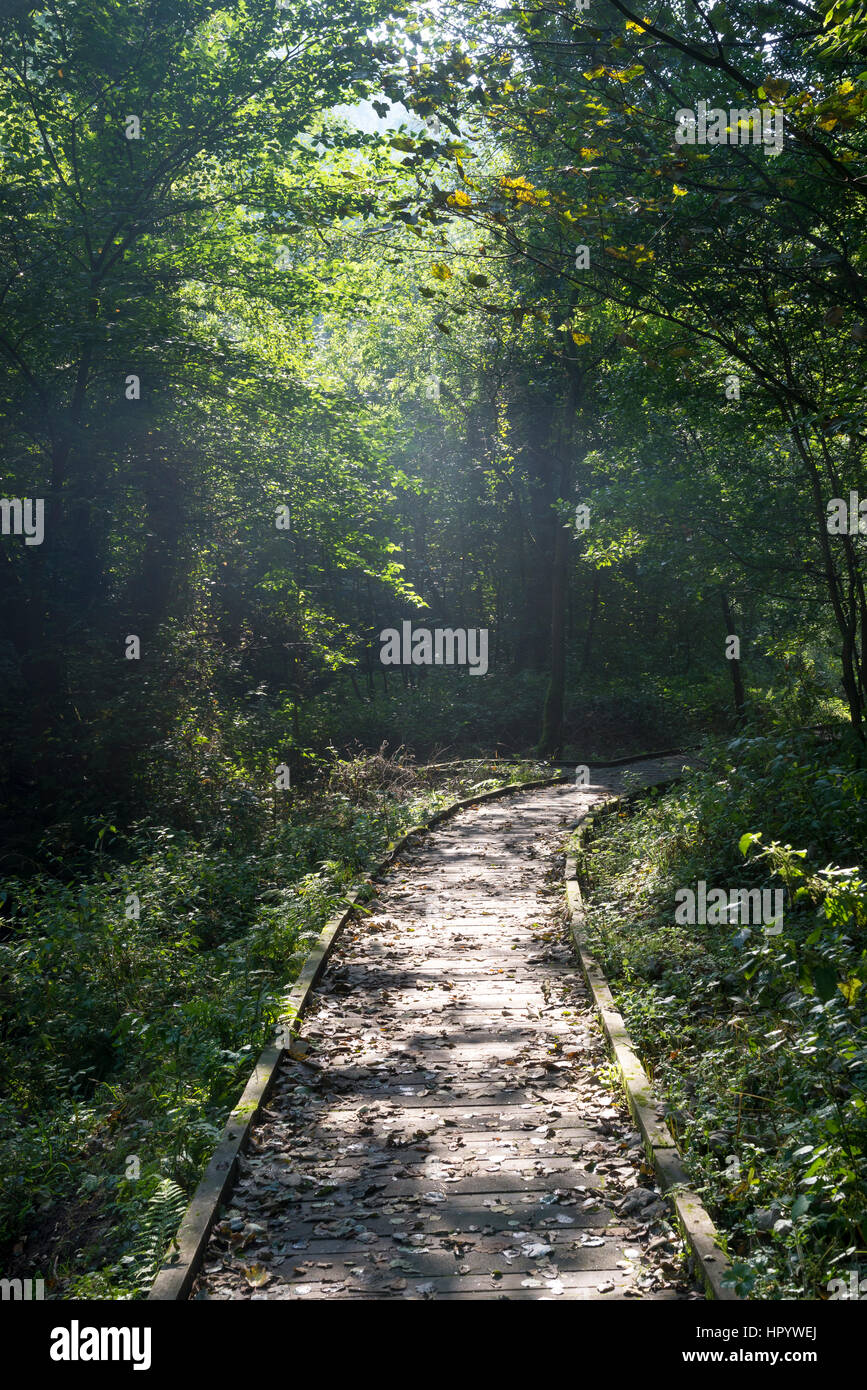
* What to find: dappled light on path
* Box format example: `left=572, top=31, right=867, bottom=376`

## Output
left=195, top=759, right=699, bottom=1300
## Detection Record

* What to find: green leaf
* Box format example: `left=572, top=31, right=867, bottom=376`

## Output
left=813, top=966, right=838, bottom=1002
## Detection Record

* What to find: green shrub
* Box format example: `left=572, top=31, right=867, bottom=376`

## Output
left=573, top=729, right=867, bottom=1298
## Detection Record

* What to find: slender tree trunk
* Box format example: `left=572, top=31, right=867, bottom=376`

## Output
left=537, top=514, right=569, bottom=758
left=720, top=590, right=747, bottom=722
left=537, top=363, right=582, bottom=758
left=790, top=423, right=864, bottom=736
left=579, top=574, right=601, bottom=675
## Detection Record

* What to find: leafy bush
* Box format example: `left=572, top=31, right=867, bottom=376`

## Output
left=573, top=729, right=867, bottom=1298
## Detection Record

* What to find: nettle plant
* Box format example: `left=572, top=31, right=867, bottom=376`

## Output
left=728, top=833, right=867, bottom=1293
left=737, top=832, right=866, bottom=1007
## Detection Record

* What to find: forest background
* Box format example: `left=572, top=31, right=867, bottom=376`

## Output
left=1, top=0, right=866, bottom=1299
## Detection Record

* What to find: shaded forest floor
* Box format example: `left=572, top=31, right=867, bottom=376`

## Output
left=0, top=754, right=553, bottom=1298
left=193, top=764, right=697, bottom=1302
left=2, top=724, right=865, bottom=1299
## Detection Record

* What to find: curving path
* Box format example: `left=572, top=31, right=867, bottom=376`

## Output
left=194, top=757, right=701, bottom=1301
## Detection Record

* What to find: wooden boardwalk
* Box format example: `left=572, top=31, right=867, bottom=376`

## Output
left=195, top=759, right=699, bottom=1300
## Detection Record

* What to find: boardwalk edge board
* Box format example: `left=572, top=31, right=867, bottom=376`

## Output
left=563, top=836, right=741, bottom=1303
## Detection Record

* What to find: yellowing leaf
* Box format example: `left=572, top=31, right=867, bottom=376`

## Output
left=447, top=190, right=472, bottom=208
left=571, top=330, right=592, bottom=345
left=611, top=65, right=645, bottom=82
left=763, top=79, right=790, bottom=101
left=430, top=263, right=453, bottom=281
left=499, top=174, right=549, bottom=204
left=672, top=184, right=688, bottom=196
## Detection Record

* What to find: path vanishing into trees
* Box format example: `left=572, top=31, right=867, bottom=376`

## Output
left=195, top=756, right=702, bottom=1301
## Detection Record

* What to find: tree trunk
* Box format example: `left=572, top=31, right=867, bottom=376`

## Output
left=720, top=590, right=747, bottom=722
left=579, top=573, right=601, bottom=675
left=537, top=362, right=583, bottom=758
